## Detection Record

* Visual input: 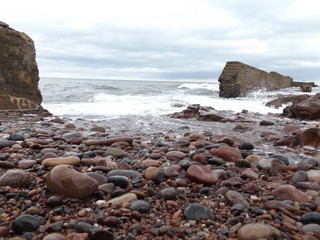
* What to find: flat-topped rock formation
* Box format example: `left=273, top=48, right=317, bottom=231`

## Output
left=0, top=21, right=42, bottom=110
left=218, top=61, right=293, bottom=98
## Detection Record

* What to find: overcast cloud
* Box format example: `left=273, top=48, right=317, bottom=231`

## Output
left=2, top=0, right=320, bottom=81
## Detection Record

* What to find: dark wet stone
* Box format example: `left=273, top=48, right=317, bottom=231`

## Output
left=291, top=171, right=308, bottom=184
left=86, top=172, right=107, bottom=186
left=46, top=195, right=63, bottom=207
left=160, top=187, right=176, bottom=200
left=111, top=189, right=127, bottom=198
left=11, top=214, right=45, bottom=234
left=238, top=142, right=254, bottom=150
left=184, top=203, right=215, bottom=220
left=154, top=171, right=165, bottom=184
left=8, top=133, right=25, bottom=141
left=260, top=120, right=275, bottom=126
left=129, top=200, right=151, bottom=213
left=106, top=170, right=139, bottom=179
left=235, top=159, right=251, bottom=168
left=75, top=221, right=93, bottom=233
left=91, top=229, right=114, bottom=240
left=207, top=158, right=225, bottom=165
left=107, top=176, right=129, bottom=188
left=300, top=212, right=320, bottom=224
left=46, top=221, right=64, bottom=232
left=224, top=190, right=250, bottom=208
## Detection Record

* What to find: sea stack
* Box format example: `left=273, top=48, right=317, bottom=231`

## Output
left=0, top=21, right=42, bottom=110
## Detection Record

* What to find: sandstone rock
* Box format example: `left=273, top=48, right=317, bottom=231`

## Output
left=237, top=223, right=273, bottom=240
left=186, top=165, right=218, bottom=185
left=266, top=94, right=310, bottom=108
left=211, top=145, right=242, bottom=162
left=41, top=156, right=80, bottom=167
left=0, top=22, right=42, bottom=109
left=0, top=169, right=31, bottom=187
left=45, top=165, right=98, bottom=199
left=107, top=193, right=137, bottom=206
left=271, top=185, right=310, bottom=204
left=218, top=61, right=292, bottom=98
left=289, top=93, right=320, bottom=120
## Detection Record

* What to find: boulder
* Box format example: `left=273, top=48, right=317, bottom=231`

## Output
left=0, top=21, right=42, bottom=110
left=266, top=94, right=310, bottom=108
left=288, top=93, right=320, bottom=120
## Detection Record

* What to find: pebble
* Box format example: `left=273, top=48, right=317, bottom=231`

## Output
left=86, top=172, right=107, bottom=186
left=237, top=223, right=273, bottom=240
left=17, top=159, right=37, bottom=169
left=301, top=223, right=320, bottom=233
left=224, top=190, right=250, bottom=208
left=11, top=214, right=45, bottom=234
left=260, top=120, right=275, bottom=125
left=307, top=170, right=320, bottom=181
left=8, top=133, right=25, bottom=141
left=165, top=151, right=185, bottom=160
left=272, top=185, right=310, bottom=204
left=45, top=165, right=98, bottom=199
left=107, top=175, right=129, bottom=188
left=300, top=212, right=320, bottom=224
left=291, top=171, right=308, bottom=183
left=90, top=229, right=114, bottom=240
left=0, top=140, right=17, bottom=149
left=107, top=193, right=137, bottom=206
left=184, top=203, right=215, bottom=220
left=75, top=221, right=93, bottom=233
left=106, top=169, right=139, bottom=179
left=258, top=158, right=272, bottom=170
left=186, top=165, right=218, bottom=185
left=160, top=187, right=177, bottom=200
left=0, top=169, right=31, bottom=187
left=144, top=167, right=160, bottom=180
left=0, top=226, right=9, bottom=237
left=207, top=157, right=225, bottom=165
left=0, top=161, right=15, bottom=168
left=105, top=148, right=126, bottom=157
left=235, top=159, right=251, bottom=168
left=241, top=168, right=259, bottom=179
left=98, top=183, right=115, bottom=194
left=43, top=233, right=66, bottom=240
left=41, top=156, right=81, bottom=167
left=129, top=200, right=151, bottom=213
left=238, top=142, right=254, bottom=150
left=211, top=145, right=242, bottom=162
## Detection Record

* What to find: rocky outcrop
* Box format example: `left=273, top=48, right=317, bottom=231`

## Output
left=218, top=61, right=293, bottom=98
left=266, top=94, right=311, bottom=109
left=0, top=21, right=42, bottom=110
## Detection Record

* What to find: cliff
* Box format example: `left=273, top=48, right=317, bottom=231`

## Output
left=0, top=21, right=42, bottom=110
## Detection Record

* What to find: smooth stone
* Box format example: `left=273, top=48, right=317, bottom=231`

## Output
left=98, top=183, right=115, bottom=194
left=240, top=168, right=259, bottom=179
left=259, top=158, right=272, bottom=170
left=90, top=126, right=106, bottom=133
left=144, top=167, right=160, bottom=180
left=0, top=169, right=30, bottom=187
left=45, top=165, right=98, bottom=199
left=160, top=187, right=177, bottom=200
left=17, top=159, right=37, bottom=169
left=62, top=132, right=81, bottom=139
left=211, top=145, right=242, bottom=162
left=186, top=165, right=218, bottom=185
left=41, top=156, right=80, bottom=167
left=165, top=151, right=185, bottom=160
left=111, top=189, right=127, bottom=198
left=0, top=226, right=9, bottom=237
left=86, top=172, right=107, bottom=186
left=245, top=155, right=261, bottom=163
left=8, top=133, right=25, bottom=141
left=207, top=158, right=225, bottom=165
left=272, top=185, right=310, bottom=204
left=129, top=200, right=151, bottom=213
left=271, top=155, right=289, bottom=165
left=270, top=159, right=288, bottom=175
left=11, top=214, right=45, bottom=234
left=46, top=221, right=64, bottom=232
left=75, top=221, right=93, bottom=233
left=300, top=212, right=320, bottom=224
left=189, top=133, right=206, bottom=140
left=41, top=152, right=58, bottom=161
left=235, top=159, right=251, bottom=168
left=90, top=229, right=114, bottom=240
left=224, top=190, right=250, bottom=208
left=238, top=142, right=254, bottom=150
left=260, top=120, right=275, bottom=125
left=291, top=171, right=308, bottom=184
left=0, top=140, right=17, bottom=149
left=106, top=170, right=139, bottom=179
left=237, top=223, right=272, bottom=240
left=107, top=175, right=129, bottom=188
left=43, top=233, right=66, bottom=240
left=307, top=170, right=320, bottom=181
left=85, top=137, right=133, bottom=146
left=142, top=159, right=162, bottom=167
left=0, top=161, right=15, bottom=168
left=107, top=193, right=137, bottom=206
left=103, top=216, right=119, bottom=226
left=105, top=148, right=126, bottom=157
left=184, top=203, right=215, bottom=220
left=302, top=224, right=320, bottom=233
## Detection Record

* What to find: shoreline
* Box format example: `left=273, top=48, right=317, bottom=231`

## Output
left=0, top=110, right=320, bottom=239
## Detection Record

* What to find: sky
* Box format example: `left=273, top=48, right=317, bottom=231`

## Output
left=2, top=0, right=320, bottom=81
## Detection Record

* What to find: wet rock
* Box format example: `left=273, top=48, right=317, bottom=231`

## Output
left=289, top=93, right=320, bottom=120
left=41, top=156, right=80, bottom=167
left=237, top=223, right=273, bottom=240
left=207, top=158, right=225, bottom=165
left=270, top=159, right=288, bottom=175
left=238, top=142, right=254, bottom=150
left=260, top=120, right=275, bottom=126
left=11, top=214, right=45, bottom=234
left=8, top=133, right=25, bottom=141
left=186, top=165, right=218, bottom=185
left=160, top=187, right=176, bottom=200
left=45, top=165, right=98, bottom=199
left=105, top=148, right=126, bottom=158
left=165, top=151, right=185, bottom=160
left=107, top=176, right=129, bottom=188
left=43, top=233, right=66, bottom=240
left=90, top=229, right=114, bottom=240
left=184, top=203, right=215, bottom=220
left=271, top=155, right=289, bottom=165
left=272, top=185, right=310, bottom=204
left=0, top=161, right=15, bottom=168
left=75, top=221, right=93, bottom=233
left=224, top=190, right=250, bottom=208
left=129, top=200, right=151, bottom=213
left=211, top=145, right=242, bottom=162
left=235, top=159, right=251, bottom=168
left=107, top=193, right=137, bottom=206
left=0, top=169, right=30, bottom=187
left=300, top=212, right=320, bottom=224
left=102, top=216, right=119, bottom=227
left=106, top=170, right=139, bottom=179
left=86, top=172, right=107, bottom=186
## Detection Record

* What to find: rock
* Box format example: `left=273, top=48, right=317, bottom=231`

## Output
left=106, top=170, right=139, bottom=179
left=62, top=132, right=81, bottom=139
left=266, top=94, right=310, bottom=108
left=41, top=156, right=80, bottom=167
left=260, top=120, right=275, bottom=126
left=235, top=159, right=251, bottom=168
left=144, top=167, right=160, bottom=180
left=240, top=168, right=259, bottom=179
left=43, top=233, right=66, bottom=240
left=272, top=185, right=310, bottom=204
left=107, top=193, right=137, bottom=206
left=17, top=159, right=37, bottom=169
left=186, top=165, right=218, bottom=185
left=224, top=190, right=250, bottom=208
left=107, top=176, right=129, bottom=188
left=289, top=93, right=320, bottom=120
left=271, top=155, right=289, bottom=165
left=129, top=200, right=151, bottom=213
left=86, top=172, right=107, bottom=186
left=45, top=165, right=98, bottom=199
left=8, top=133, right=25, bottom=141
left=302, top=224, right=320, bottom=234
left=238, top=142, right=254, bottom=150
left=102, top=216, right=119, bottom=226
left=0, top=140, right=17, bottom=150
left=207, top=158, right=225, bottom=165
left=160, top=187, right=177, bottom=200
left=11, top=214, right=45, bottom=234
left=75, top=221, right=93, bottom=233
left=298, top=128, right=320, bottom=148
left=85, top=137, right=133, bottom=146
left=105, top=148, right=126, bottom=157
left=0, top=226, right=9, bottom=238
left=300, top=212, right=320, bottom=224
left=0, top=22, right=42, bottom=110
left=0, top=169, right=30, bottom=187
left=184, top=203, right=215, bottom=220
left=165, top=151, right=185, bottom=160
left=270, top=159, right=288, bottom=175
left=98, top=183, right=115, bottom=194
left=291, top=171, right=308, bottom=184
left=307, top=170, right=320, bottom=181
left=0, top=161, right=15, bottom=168
left=211, top=145, right=242, bottom=162
left=237, top=223, right=273, bottom=240
left=218, top=61, right=292, bottom=98
left=90, top=229, right=114, bottom=240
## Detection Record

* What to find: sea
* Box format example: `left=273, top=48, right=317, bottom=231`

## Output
left=39, top=77, right=320, bottom=121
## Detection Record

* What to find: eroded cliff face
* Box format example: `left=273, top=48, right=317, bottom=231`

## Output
left=0, top=21, right=42, bottom=110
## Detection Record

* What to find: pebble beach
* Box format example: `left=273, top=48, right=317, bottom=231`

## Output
left=0, top=108, right=320, bottom=240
